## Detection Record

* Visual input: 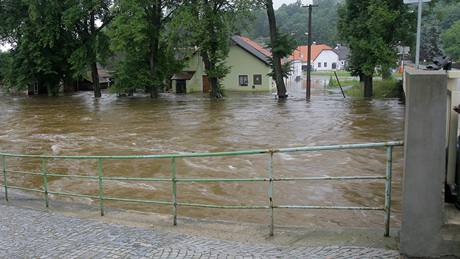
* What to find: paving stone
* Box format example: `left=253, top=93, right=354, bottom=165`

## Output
left=0, top=204, right=399, bottom=258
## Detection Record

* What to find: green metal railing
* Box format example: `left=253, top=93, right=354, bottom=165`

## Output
left=0, top=141, right=403, bottom=237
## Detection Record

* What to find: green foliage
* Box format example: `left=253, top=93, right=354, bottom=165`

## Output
left=266, top=32, right=296, bottom=79
left=0, top=0, right=76, bottom=95
left=62, top=0, right=112, bottom=81
left=338, top=0, right=414, bottom=77
left=434, top=0, right=460, bottom=31
left=420, top=12, right=443, bottom=62
left=239, top=0, right=342, bottom=46
left=108, top=0, right=186, bottom=96
left=178, top=0, right=249, bottom=98
left=442, top=20, right=460, bottom=62
left=108, top=0, right=156, bottom=94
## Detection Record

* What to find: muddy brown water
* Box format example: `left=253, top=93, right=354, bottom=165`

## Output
left=0, top=83, right=405, bottom=229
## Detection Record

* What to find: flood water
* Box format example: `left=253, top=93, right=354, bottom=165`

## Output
left=0, top=80, right=405, bottom=228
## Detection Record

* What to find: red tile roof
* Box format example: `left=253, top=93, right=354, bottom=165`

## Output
left=236, top=35, right=272, bottom=58
left=289, top=44, right=333, bottom=62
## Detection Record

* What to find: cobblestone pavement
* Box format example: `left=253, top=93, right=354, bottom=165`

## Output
left=0, top=204, right=399, bottom=258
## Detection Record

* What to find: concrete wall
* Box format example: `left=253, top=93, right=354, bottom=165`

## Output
left=401, top=68, right=448, bottom=257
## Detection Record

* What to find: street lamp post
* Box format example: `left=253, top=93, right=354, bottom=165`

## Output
left=415, top=0, right=423, bottom=68
left=403, top=0, right=431, bottom=68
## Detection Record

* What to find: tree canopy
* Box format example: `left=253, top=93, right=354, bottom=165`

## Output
left=338, top=0, right=414, bottom=97
left=442, top=20, right=460, bottom=62
left=238, top=0, right=341, bottom=47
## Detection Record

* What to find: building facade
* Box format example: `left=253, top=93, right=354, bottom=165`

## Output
left=172, top=36, right=274, bottom=94
left=288, top=44, right=342, bottom=79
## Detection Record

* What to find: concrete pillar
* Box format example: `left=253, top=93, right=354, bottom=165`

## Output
left=401, top=68, right=448, bottom=257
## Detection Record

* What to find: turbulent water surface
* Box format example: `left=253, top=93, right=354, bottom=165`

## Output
left=0, top=80, right=405, bottom=228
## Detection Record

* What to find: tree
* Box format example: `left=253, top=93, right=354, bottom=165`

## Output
left=63, top=0, right=113, bottom=98
left=338, top=0, right=414, bottom=97
left=265, top=0, right=289, bottom=98
left=109, top=0, right=184, bottom=97
left=182, top=0, right=247, bottom=98
left=236, top=0, right=342, bottom=47
left=442, top=20, right=460, bottom=62
left=420, top=12, right=443, bottom=62
left=0, top=0, right=76, bottom=95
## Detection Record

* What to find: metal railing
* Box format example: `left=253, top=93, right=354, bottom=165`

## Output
left=0, top=141, right=403, bottom=237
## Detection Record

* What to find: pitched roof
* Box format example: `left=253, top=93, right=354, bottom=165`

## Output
left=289, top=44, right=333, bottom=62
left=333, top=45, right=349, bottom=61
left=171, top=71, right=195, bottom=80
left=231, top=35, right=271, bottom=65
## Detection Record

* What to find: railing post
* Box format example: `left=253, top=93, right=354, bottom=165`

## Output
left=41, top=159, right=49, bottom=208
left=384, top=145, right=393, bottom=237
left=171, top=157, right=177, bottom=226
left=2, top=155, right=8, bottom=202
left=97, top=159, right=105, bottom=216
left=268, top=151, right=274, bottom=236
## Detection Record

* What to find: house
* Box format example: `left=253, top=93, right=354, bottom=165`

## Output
left=333, top=44, right=350, bottom=70
left=171, top=35, right=274, bottom=94
left=76, top=65, right=113, bottom=91
left=289, top=44, right=342, bottom=77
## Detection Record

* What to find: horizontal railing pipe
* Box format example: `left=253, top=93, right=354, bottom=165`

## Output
left=0, top=141, right=403, bottom=160
left=0, top=141, right=403, bottom=237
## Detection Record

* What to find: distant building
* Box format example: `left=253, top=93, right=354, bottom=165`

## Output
left=75, top=64, right=113, bottom=91
left=289, top=44, right=342, bottom=77
left=171, top=35, right=274, bottom=94
left=333, top=44, right=350, bottom=70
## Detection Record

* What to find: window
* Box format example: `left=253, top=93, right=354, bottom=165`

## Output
left=253, top=74, right=262, bottom=85
left=324, top=62, right=327, bottom=68
left=301, top=65, right=309, bottom=71
left=239, top=75, right=248, bottom=86
left=332, top=63, right=337, bottom=69
left=318, top=62, right=321, bottom=68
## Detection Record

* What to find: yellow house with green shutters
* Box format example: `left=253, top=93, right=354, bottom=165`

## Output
left=172, top=35, right=275, bottom=94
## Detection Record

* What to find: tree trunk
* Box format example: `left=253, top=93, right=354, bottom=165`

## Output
left=200, top=9, right=222, bottom=100
left=147, top=1, right=162, bottom=99
left=359, top=72, right=364, bottom=82
left=90, top=12, right=101, bottom=98
left=265, top=0, right=287, bottom=99
left=201, top=51, right=221, bottom=98
left=91, top=61, right=101, bottom=98
left=148, top=46, right=158, bottom=98
left=363, top=74, right=373, bottom=98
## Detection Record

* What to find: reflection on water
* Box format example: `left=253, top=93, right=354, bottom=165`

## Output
left=0, top=84, right=405, bottom=228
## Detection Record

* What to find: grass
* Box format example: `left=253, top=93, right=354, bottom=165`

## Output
left=327, top=77, right=359, bottom=89
left=326, top=75, right=403, bottom=98
left=343, top=79, right=403, bottom=99
left=311, top=71, right=352, bottom=77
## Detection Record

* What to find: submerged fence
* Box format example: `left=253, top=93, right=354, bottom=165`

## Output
left=0, top=141, right=403, bottom=237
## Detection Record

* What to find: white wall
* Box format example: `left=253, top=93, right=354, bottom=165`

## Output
left=313, top=50, right=340, bottom=71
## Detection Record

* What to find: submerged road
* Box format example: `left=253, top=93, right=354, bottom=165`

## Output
left=0, top=204, right=399, bottom=258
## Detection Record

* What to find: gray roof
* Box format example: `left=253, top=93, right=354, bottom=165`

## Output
left=231, top=36, right=271, bottom=65
left=171, top=71, right=195, bottom=80
left=333, top=45, right=349, bottom=61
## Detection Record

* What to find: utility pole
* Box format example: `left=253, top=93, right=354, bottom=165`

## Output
left=306, top=4, right=312, bottom=100
left=304, top=0, right=317, bottom=100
